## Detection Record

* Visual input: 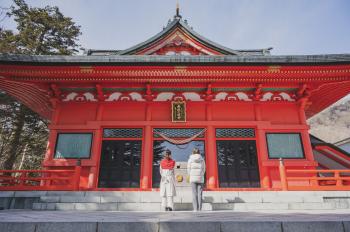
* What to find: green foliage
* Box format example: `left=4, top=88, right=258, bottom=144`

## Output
left=0, top=0, right=81, bottom=170
left=6, top=0, right=81, bottom=55
left=0, top=29, right=19, bottom=53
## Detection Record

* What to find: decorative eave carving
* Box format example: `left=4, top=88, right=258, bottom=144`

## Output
left=2, top=65, right=350, bottom=83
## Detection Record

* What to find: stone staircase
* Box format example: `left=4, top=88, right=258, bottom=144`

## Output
left=1, top=191, right=350, bottom=211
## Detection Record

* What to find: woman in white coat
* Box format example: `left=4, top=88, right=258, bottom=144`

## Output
left=159, top=149, right=176, bottom=211
left=187, top=148, right=206, bottom=211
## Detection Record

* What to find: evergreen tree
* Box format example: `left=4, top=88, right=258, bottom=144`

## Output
left=0, top=0, right=81, bottom=170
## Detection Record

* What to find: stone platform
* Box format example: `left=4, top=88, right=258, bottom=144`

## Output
left=1, top=191, right=350, bottom=211
left=0, top=210, right=350, bottom=232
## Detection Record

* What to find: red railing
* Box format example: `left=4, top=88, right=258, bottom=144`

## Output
left=279, top=158, right=350, bottom=191
left=314, top=144, right=350, bottom=169
left=0, top=166, right=81, bottom=191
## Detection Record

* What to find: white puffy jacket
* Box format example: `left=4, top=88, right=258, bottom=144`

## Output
left=187, top=153, right=206, bottom=183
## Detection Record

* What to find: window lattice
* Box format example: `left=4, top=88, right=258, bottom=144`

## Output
left=266, top=133, right=304, bottom=159
left=103, top=128, right=143, bottom=138
left=153, top=128, right=205, bottom=138
left=216, top=128, right=255, bottom=138
left=55, top=133, right=92, bottom=159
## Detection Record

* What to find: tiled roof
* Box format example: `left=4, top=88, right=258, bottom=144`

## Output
left=87, top=16, right=272, bottom=56
left=1, top=53, right=350, bottom=64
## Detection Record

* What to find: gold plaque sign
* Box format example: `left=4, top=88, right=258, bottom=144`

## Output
left=172, top=101, right=186, bottom=122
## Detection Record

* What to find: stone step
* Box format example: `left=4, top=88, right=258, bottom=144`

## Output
left=38, top=193, right=328, bottom=204
left=33, top=202, right=210, bottom=211
left=233, top=202, right=337, bottom=211
left=3, top=191, right=350, bottom=211
left=32, top=201, right=343, bottom=211
left=4, top=190, right=350, bottom=199
left=2, top=211, right=350, bottom=232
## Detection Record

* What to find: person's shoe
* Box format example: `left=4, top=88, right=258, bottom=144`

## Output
left=168, top=207, right=173, bottom=211
left=165, top=207, right=169, bottom=211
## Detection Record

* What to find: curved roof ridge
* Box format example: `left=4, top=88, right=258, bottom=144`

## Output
left=117, top=18, right=180, bottom=55
left=114, top=17, right=271, bottom=56
left=176, top=19, right=242, bottom=55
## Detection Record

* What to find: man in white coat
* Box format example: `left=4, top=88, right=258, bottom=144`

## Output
left=160, top=149, right=176, bottom=211
left=187, top=148, right=206, bottom=211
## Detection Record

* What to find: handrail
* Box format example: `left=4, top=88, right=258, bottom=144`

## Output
left=279, top=158, right=350, bottom=191
left=286, top=169, right=350, bottom=174
left=0, top=166, right=81, bottom=191
left=0, top=170, right=75, bottom=173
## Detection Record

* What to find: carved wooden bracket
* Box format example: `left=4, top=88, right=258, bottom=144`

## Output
left=96, top=84, right=105, bottom=101
left=253, top=83, right=263, bottom=100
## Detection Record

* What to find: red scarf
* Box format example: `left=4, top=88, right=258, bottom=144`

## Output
left=160, top=158, right=175, bottom=170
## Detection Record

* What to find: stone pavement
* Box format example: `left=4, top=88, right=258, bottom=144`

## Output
left=1, top=210, right=350, bottom=232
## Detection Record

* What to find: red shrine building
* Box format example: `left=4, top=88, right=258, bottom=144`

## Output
left=1, top=11, right=350, bottom=191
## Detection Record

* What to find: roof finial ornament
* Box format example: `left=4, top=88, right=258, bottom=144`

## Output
left=175, top=0, right=182, bottom=19
left=176, top=1, right=180, bottom=16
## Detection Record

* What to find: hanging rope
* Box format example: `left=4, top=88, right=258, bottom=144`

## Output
left=153, top=129, right=207, bottom=145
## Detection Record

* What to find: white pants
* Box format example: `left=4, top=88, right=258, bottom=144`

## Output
left=161, top=196, right=174, bottom=210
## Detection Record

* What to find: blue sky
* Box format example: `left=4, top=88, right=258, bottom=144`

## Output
left=1, top=0, right=350, bottom=55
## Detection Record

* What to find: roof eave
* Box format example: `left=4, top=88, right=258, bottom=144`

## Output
left=1, top=54, right=350, bottom=65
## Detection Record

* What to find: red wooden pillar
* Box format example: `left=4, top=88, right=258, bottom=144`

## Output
left=91, top=103, right=104, bottom=189
left=205, top=102, right=218, bottom=189
left=256, top=128, right=271, bottom=189
left=141, top=125, right=153, bottom=190
left=254, top=103, right=271, bottom=189
left=206, top=125, right=218, bottom=189
left=43, top=129, right=58, bottom=165
left=90, top=128, right=102, bottom=189
left=141, top=102, right=153, bottom=190
left=298, top=100, right=307, bottom=125
left=279, top=158, right=288, bottom=190
left=298, top=100, right=315, bottom=162
left=50, top=96, right=61, bottom=126
left=301, top=129, right=315, bottom=161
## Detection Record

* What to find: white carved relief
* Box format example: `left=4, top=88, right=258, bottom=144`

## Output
left=62, top=92, right=77, bottom=101
left=61, top=90, right=297, bottom=103
left=119, top=95, right=131, bottom=101
left=84, top=93, right=98, bottom=101
left=129, top=92, right=145, bottom=101
left=236, top=92, right=252, bottom=101
left=213, top=92, right=228, bottom=101
left=105, top=92, right=122, bottom=101
left=183, top=92, right=204, bottom=101
left=154, top=92, right=175, bottom=101
left=105, top=92, right=145, bottom=102
left=62, top=92, right=97, bottom=102
left=260, top=92, right=273, bottom=101
left=279, top=92, right=295, bottom=101
left=227, top=92, right=252, bottom=101
left=261, top=92, right=295, bottom=102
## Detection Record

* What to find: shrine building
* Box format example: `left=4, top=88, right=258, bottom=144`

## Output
left=1, top=9, right=350, bottom=191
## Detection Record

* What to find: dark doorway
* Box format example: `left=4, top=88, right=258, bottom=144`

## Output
left=216, top=140, right=260, bottom=188
left=98, top=140, right=142, bottom=188
left=152, top=140, right=205, bottom=188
